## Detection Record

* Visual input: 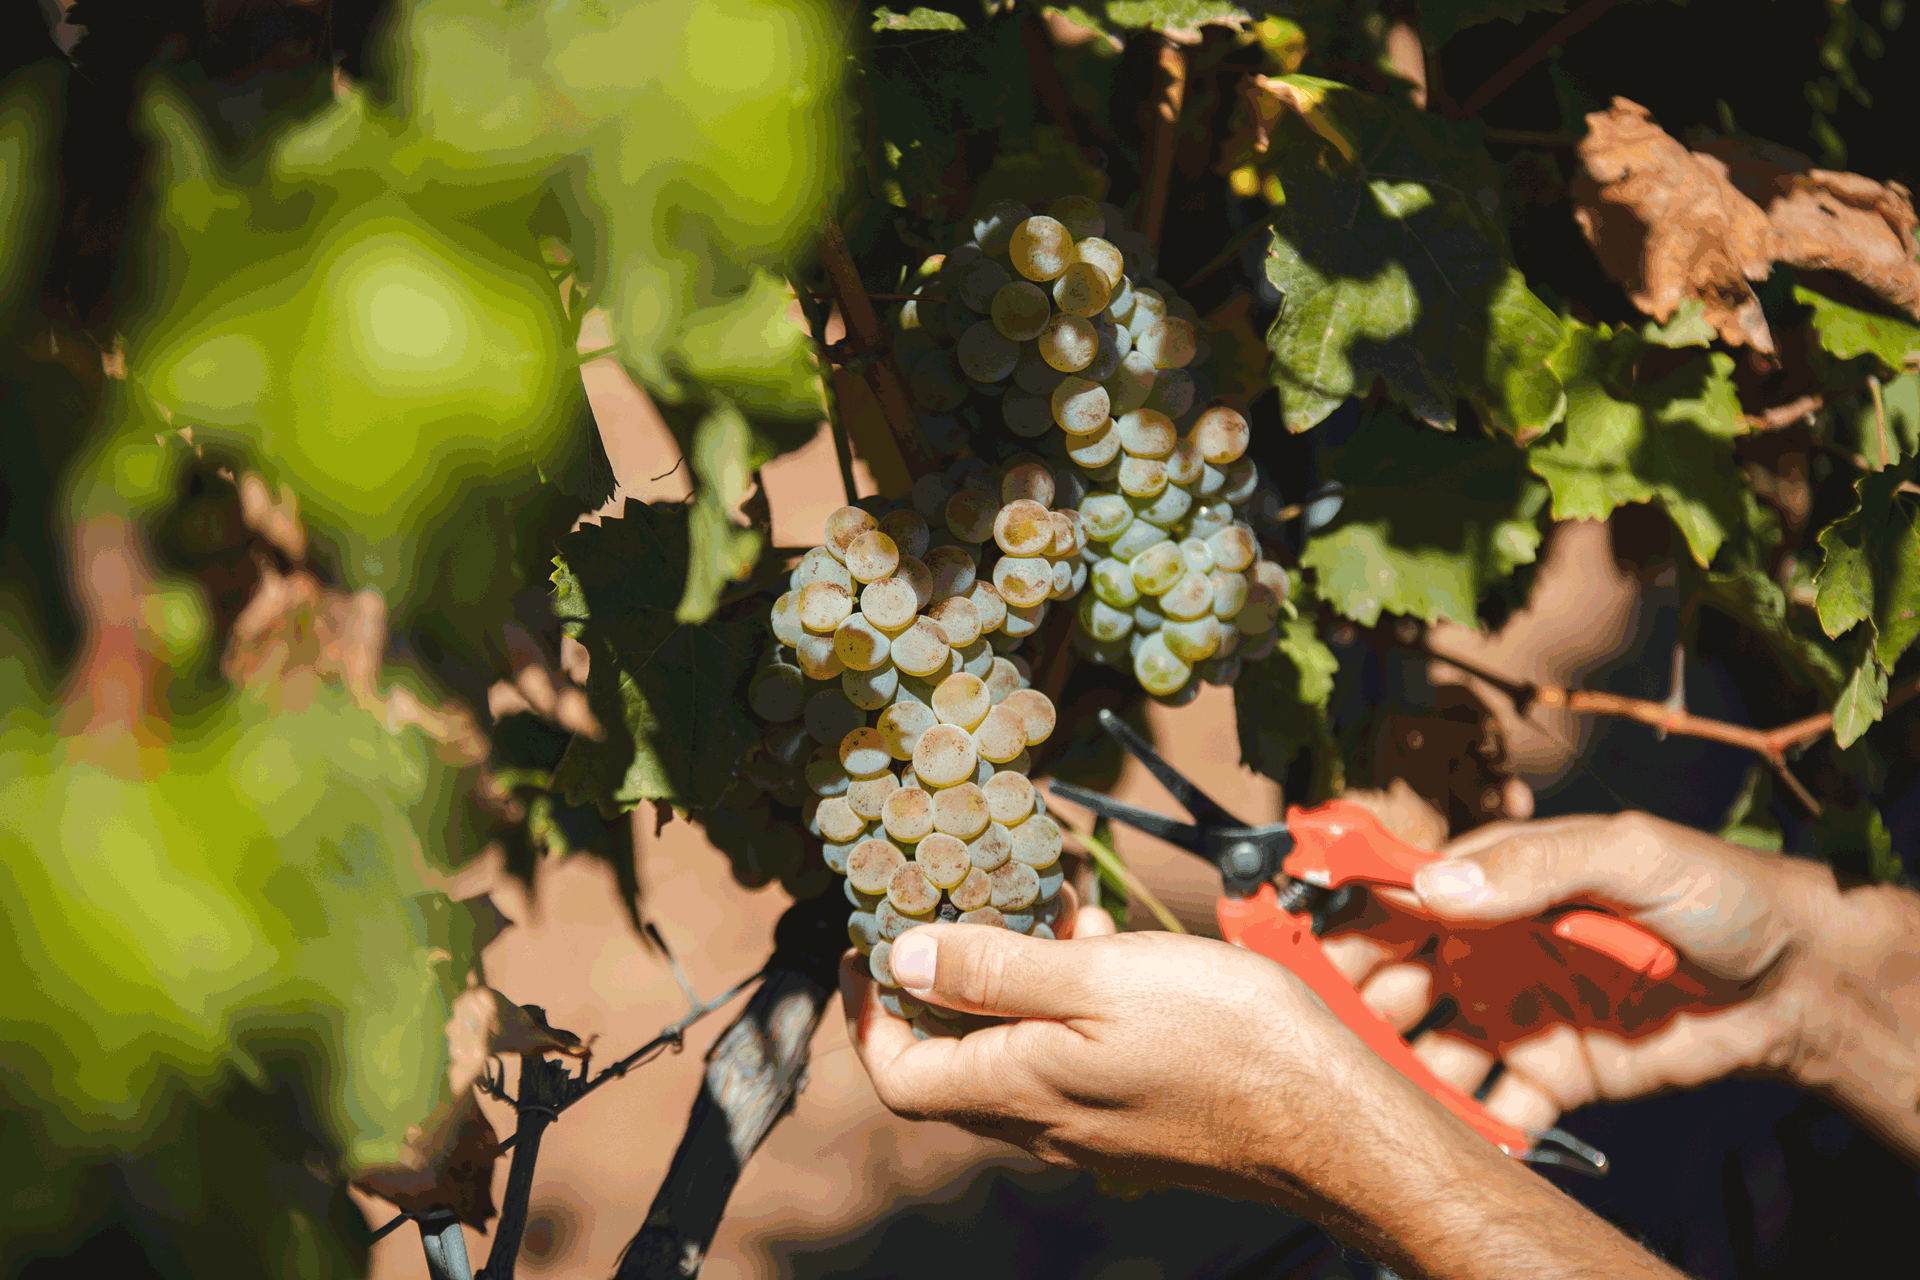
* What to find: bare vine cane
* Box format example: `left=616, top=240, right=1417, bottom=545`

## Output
left=1135, top=33, right=1189, bottom=249
left=814, top=213, right=940, bottom=482
left=613, top=891, right=849, bottom=1279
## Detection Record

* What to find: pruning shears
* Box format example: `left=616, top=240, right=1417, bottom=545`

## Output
left=1049, top=710, right=1692, bottom=1176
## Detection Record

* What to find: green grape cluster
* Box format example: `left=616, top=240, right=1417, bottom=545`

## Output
left=890, top=195, right=1290, bottom=704
left=742, top=460, right=1077, bottom=1039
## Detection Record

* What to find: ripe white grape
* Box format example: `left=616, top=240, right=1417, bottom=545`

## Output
left=1037, top=312, right=1098, bottom=373
left=846, top=837, right=905, bottom=895
left=806, top=745, right=851, bottom=797
left=1064, top=419, right=1121, bottom=470
left=1104, top=351, right=1157, bottom=415
left=931, top=671, right=991, bottom=729
left=1162, top=616, right=1221, bottom=662
left=910, top=349, right=967, bottom=411
left=967, top=581, right=1007, bottom=633
left=992, top=555, right=1053, bottom=609
left=889, top=862, right=942, bottom=914
left=877, top=698, right=937, bottom=760
left=958, top=257, right=1012, bottom=312
left=845, top=530, right=900, bottom=584
left=1110, top=517, right=1168, bottom=561
left=1193, top=404, right=1250, bottom=463
left=1137, top=316, right=1198, bottom=370
left=912, top=835, right=971, bottom=891
left=1078, top=592, right=1133, bottom=641
left=1134, top=482, right=1193, bottom=530
left=1117, top=455, right=1169, bottom=499
left=1009, top=814, right=1062, bottom=869
left=1208, top=523, right=1258, bottom=573
left=1010, top=216, right=1073, bottom=281
left=913, top=722, right=979, bottom=787
left=748, top=663, right=805, bottom=722
left=956, top=320, right=1021, bottom=383
left=1132, top=630, right=1193, bottom=696
left=860, top=577, right=920, bottom=632
left=881, top=785, right=935, bottom=842
left=943, top=488, right=1001, bottom=544
left=968, top=822, right=1013, bottom=871
left=990, top=280, right=1052, bottom=341
left=1012, top=342, right=1068, bottom=395
left=1116, top=409, right=1175, bottom=459
left=931, top=783, right=990, bottom=840
left=982, top=770, right=1034, bottom=826
left=1052, top=261, right=1111, bottom=318
left=878, top=509, right=931, bottom=560
left=927, top=596, right=981, bottom=647
left=840, top=726, right=892, bottom=778
left=891, top=615, right=952, bottom=677
left=1159, top=569, right=1214, bottom=621
left=988, top=860, right=1041, bottom=910
left=824, top=507, right=878, bottom=564
left=999, top=689, right=1056, bottom=745
left=971, top=702, right=1028, bottom=763
left=974, top=199, right=1032, bottom=256
left=1071, top=235, right=1124, bottom=288
left=949, top=866, right=993, bottom=911
left=993, top=498, right=1055, bottom=556
left=847, top=772, right=900, bottom=819
left=1048, top=195, right=1104, bottom=238
left=1125, top=289, right=1167, bottom=338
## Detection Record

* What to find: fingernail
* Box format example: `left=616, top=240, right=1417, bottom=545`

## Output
left=891, top=931, right=937, bottom=993
left=1417, top=861, right=1488, bottom=906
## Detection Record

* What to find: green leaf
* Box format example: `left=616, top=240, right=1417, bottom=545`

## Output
left=1716, top=764, right=1783, bottom=851
left=1528, top=323, right=1749, bottom=565
left=1815, top=798, right=1902, bottom=883
left=871, top=5, right=968, bottom=30
left=1832, top=654, right=1889, bottom=749
left=1814, top=461, right=1920, bottom=667
left=1100, top=0, right=1253, bottom=30
left=1796, top=285, right=1920, bottom=375
left=1642, top=299, right=1717, bottom=349
left=1701, top=564, right=1847, bottom=698
left=1235, top=581, right=1342, bottom=798
left=548, top=500, right=765, bottom=814
left=1260, top=78, right=1567, bottom=440
left=1301, top=410, right=1548, bottom=626
left=1859, top=371, right=1920, bottom=465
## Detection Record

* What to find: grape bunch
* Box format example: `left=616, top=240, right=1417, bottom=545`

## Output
left=890, top=194, right=1291, bottom=704
left=742, top=466, right=1076, bottom=1038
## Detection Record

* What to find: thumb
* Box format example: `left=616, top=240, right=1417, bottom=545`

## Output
left=890, top=922, right=1088, bottom=1019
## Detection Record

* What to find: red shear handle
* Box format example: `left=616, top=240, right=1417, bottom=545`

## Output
left=1279, top=799, right=1679, bottom=980
left=1218, top=885, right=1534, bottom=1158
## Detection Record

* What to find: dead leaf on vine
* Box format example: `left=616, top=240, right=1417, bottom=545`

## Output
left=1573, top=99, right=1920, bottom=357
left=353, top=1092, right=503, bottom=1229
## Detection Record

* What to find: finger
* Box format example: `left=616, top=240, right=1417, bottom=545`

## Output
left=1480, top=1069, right=1561, bottom=1135
left=1072, top=905, right=1119, bottom=939
left=1356, top=962, right=1433, bottom=1035
left=1410, top=1031, right=1498, bottom=1099
left=839, top=951, right=918, bottom=1082
left=1336, top=780, right=1449, bottom=849
left=1414, top=814, right=1807, bottom=975
left=1319, top=932, right=1398, bottom=987
left=888, top=922, right=1095, bottom=1019
left=1574, top=1004, right=1786, bottom=1099
left=1050, top=882, right=1084, bottom=938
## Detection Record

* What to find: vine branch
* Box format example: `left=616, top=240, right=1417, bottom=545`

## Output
left=814, top=213, right=939, bottom=482
left=1458, top=0, right=1622, bottom=119
left=1420, top=639, right=1920, bottom=818
left=1135, top=34, right=1189, bottom=249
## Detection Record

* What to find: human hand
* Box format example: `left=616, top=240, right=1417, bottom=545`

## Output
left=840, top=884, right=1469, bottom=1213
left=1379, top=811, right=1920, bottom=1154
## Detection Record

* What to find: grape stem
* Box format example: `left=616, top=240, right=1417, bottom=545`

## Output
left=1057, top=818, right=1190, bottom=934
left=1420, top=639, right=1920, bottom=818
left=813, top=213, right=940, bottom=482
left=788, top=275, right=860, bottom=505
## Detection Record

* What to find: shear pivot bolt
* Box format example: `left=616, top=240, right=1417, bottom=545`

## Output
left=1226, top=842, right=1264, bottom=877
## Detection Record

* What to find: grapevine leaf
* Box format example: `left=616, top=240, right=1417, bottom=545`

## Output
left=1235, top=578, right=1340, bottom=793
left=548, top=500, right=765, bottom=815
left=870, top=5, right=968, bottom=30
left=1642, top=300, right=1718, bottom=349
left=1254, top=76, right=1567, bottom=440
left=1701, top=564, right=1846, bottom=698
left=1098, top=0, right=1252, bottom=32
left=1815, top=798, right=1902, bottom=883
left=1831, top=655, right=1889, bottom=750
left=1528, top=322, right=1748, bottom=565
left=1715, top=764, right=1782, bottom=852
left=1857, top=371, right=1920, bottom=465
left=1797, top=285, right=1920, bottom=375
left=1301, top=410, right=1548, bottom=626
left=1814, top=461, right=1920, bottom=667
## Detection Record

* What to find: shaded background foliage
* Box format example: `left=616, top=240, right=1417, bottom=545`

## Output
left=3, top=2, right=1918, bottom=1278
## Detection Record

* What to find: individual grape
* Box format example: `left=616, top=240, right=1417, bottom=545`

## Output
left=891, top=616, right=953, bottom=677
left=1177, top=537, right=1215, bottom=576
left=1116, top=409, right=1176, bottom=459
left=1162, top=616, right=1221, bottom=662
left=1117, top=455, right=1169, bottom=499
left=1052, top=261, right=1111, bottom=318
left=1131, top=541, right=1186, bottom=595
left=1161, top=435, right=1204, bottom=487
left=1133, top=482, right=1192, bottom=529
left=805, top=746, right=851, bottom=796
left=846, top=530, right=901, bottom=584
left=847, top=837, right=906, bottom=895
left=770, top=591, right=805, bottom=646
left=877, top=698, right=938, bottom=760
left=1085, top=319, right=1125, bottom=382
left=1048, top=195, right=1103, bottom=238
left=1222, top=457, right=1260, bottom=504
left=931, top=783, right=990, bottom=840
left=1010, top=215, right=1073, bottom=281
left=912, top=835, right=971, bottom=891
left=957, top=321, right=1020, bottom=383
left=998, top=688, right=1056, bottom=744
left=888, top=862, right=943, bottom=915
left=834, top=613, right=892, bottom=671
left=793, top=547, right=851, bottom=592
left=971, top=702, right=1028, bottom=763
left=1208, top=523, right=1258, bottom=573
left=911, top=473, right=959, bottom=522
left=1104, top=350, right=1157, bottom=416
left=1050, top=509, right=1086, bottom=556
left=869, top=939, right=898, bottom=986
left=958, top=257, right=1012, bottom=311
left=931, top=671, right=991, bottom=729
left=824, top=507, right=879, bottom=564
left=799, top=581, right=854, bottom=633
left=1050, top=376, right=1110, bottom=436
left=1046, top=559, right=1076, bottom=600
left=974, top=198, right=1032, bottom=256
left=999, top=459, right=1056, bottom=507
left=992, top=556, right=1053, bottom=608
left=1207, top=568, right=1251, bottom=622
left=963, top=581, right=1006, bottom=635
left=1194, top=404, right=1250, bottom=463
left=983, top=657, right=1023, bottom=703
left=1090, top=557, right=1142, bottom=609
left=948, top=866, right=993, bottom=912
left=1133, top=630, right=1193, bottom=695
left=1012, top=342, right=1068, bottom=395
left=912, top=723, right=979, bottom=787
left=926, top=596, right=981, bottom=648
left=916, top=550, right=968, bottom=605
left=1002, top=389, right=1055, bottom=438
left=876, top=899, right=934, bottom=942
left=847, top=771, right=900, bottom=820
left=910, top=349, right=967, bottom=411
left=994, top=498, right=1056, bottom=556
left=1110, top=517, right=1168, bottom=561
left=881, top=784, right=935, bottom=842
left=762, top=719, right=812, bottom=767
left=1080, top=493, right=1133, bottom=542
left=1071, top=235, right=1124, bottom=287
left=859, top=577, right=919, bottom=633
left=1009, top=813, right=1062, bottom=869
left=968, top=821, right=1013, bottom=871
left=748, top=663, right=805, bottom=722
left=957, top=906, right=1007, bottom=928
left=1125, top=289, right=1167, bottom=338
left=1064, top=420, right=1121, bottom=469
left=1078, top=592, right=1133, bottom=641
left=848, top=911, right=883, bottom=954
left=1160, top=570, right=1214, bottom=622
left=1037, top=312, right=1097, bottom=373
left=839, top=725, right=892, bottom=778
left=944, top=489, right=1001, bottom=544
left=988, top=860, right=1041, bottom=911
left=794, top=632, right=845, bottom=680
left=990, top=280, right=1051, bottom=342
left=817, top=796, right=866, bottom=843
left=981, top=770, right=1034, bottom=826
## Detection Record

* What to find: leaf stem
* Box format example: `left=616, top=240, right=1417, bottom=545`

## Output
left=1458, top=0, right=1621, bottom=119
left=1060, top=819, right=1189, bottom=934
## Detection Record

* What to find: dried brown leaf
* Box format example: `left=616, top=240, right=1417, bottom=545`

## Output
left=352, top=1091, right=502, bottom=1228
left=1574, top=99, right=1920, bottom=356
left=1572, top=99, right=1775, bottom=355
